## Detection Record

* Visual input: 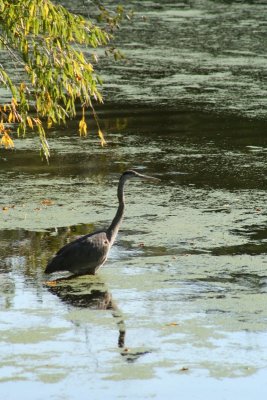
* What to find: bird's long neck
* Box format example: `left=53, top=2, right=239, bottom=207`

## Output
left=107, top=177, right=126, bottom=245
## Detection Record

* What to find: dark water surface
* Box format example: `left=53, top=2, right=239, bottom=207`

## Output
left=1, top=0, right=267, bottom=399
left=63, top=0, right=267, bottom=120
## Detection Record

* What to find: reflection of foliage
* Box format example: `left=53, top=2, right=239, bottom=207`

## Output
left=0, top=224, right=96, bottom=276
left=0, top=0, right=126, bottom=158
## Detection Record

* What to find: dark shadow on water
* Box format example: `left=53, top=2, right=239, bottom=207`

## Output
left=210, top=242, right=267, bottom=256
left=196, top=272, right=267, bottom=291
left=231, top=224, right=267, bottom=241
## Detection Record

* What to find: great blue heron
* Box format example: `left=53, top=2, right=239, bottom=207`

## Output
left=45, top=170, right=159, bottom=276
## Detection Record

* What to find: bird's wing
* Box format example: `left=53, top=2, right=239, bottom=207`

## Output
left=45, top=231, right=110, bottom=274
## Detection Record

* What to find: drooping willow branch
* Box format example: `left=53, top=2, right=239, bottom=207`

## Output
left=0, top=0, right=126, bottom=159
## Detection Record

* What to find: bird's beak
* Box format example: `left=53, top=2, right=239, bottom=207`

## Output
left=136, top=172, right=161, bottom=182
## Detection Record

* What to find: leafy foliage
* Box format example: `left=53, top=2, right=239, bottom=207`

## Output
left=0, top=0, right=123, bottom=159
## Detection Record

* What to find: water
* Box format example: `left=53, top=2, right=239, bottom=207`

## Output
left=1, top=107, right=267, bottom=399
left=1, top=0, right=267, bottom=399
left=76, top=0, right=267, bottom=119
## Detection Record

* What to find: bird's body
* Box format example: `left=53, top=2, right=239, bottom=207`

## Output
left=45, top=170, right=158, bottom=276
left=45, top=230, right=110, bottom=275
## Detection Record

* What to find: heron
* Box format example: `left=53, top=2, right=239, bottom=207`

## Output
left=45, top=170, right=159, bottom=276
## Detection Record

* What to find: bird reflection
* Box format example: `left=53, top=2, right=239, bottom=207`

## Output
left=45, top=275, right=126, bottom=348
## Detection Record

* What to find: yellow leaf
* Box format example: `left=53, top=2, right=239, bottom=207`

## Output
left=8, top=112, right=13, bottom=123
left=47, top=118, right=53, bottom=129
left=12, top=97, right=18, bottom=107
left=67, top=84, right=73, bottom=96
left=33, top=118, right=42, bottom=126
left=43, top=3, right=49, bottom=18
left=79, top=119, right=87, bottom=136
left=27, top=116, right=33, bottom=129
left=44, top=280, right=57, bottom=287
left=0, top=132, right=14, bottom=148
left=41, top=199, right=54, bottom=206
left=98, top=129, right=106, bottom=146
left=29, top=3, right=35, bottom=18
left=19, top=82, right=26, bottom=92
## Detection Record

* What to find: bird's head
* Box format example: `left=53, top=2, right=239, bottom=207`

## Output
left=120, top=170, right=160, bottom=183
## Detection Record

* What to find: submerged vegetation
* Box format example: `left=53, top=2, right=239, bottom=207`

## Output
left=0, top=0, right=125, bottom=159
